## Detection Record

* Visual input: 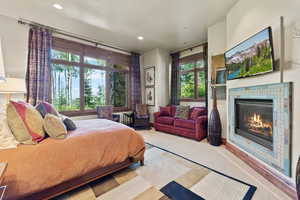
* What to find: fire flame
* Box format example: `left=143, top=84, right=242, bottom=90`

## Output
left=248, top=113, right=272, bottom=136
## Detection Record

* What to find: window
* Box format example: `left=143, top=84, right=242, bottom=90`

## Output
left=51, top=37, right=131, bottom=114
left=179, top=53, right=206, bottom=101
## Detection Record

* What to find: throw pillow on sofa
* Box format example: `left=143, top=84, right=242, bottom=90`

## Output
left=36, top=101, right=59, bottom=118
left=190, top=108, right=207, bottom=120
left=44, top=114, right=67, bottom=139
left=7, top=101, right=45, bottom=144
left=160, top=106, right=171, bottom=116
left=174, top=106, right=190, bottom=120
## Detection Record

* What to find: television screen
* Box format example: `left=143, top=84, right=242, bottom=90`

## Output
left=225, top=27, right=274, bottom=80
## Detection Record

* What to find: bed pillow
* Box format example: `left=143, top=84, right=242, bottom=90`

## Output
left=44, top=114, right=67, bottom=139
left=174, top=106, right=190, bottom=120
left=160, top=106, right=171, bottom=116
left=60, top=115, right=77, bottom=131
left=0, top=109, right=19, bottom=149
left=6, top=101, right=45, bottom=144
left=36, top=101, right=59, bottom=118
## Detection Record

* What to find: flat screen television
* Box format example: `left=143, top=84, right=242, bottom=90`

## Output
left=225, top=27, right=275, bottom=80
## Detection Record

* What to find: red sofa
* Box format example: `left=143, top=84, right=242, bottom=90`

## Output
left=153, top=106, right=208, bottom=141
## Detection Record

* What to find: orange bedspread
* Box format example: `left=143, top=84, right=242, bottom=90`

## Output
left=0, top=119, right=145, bottom=199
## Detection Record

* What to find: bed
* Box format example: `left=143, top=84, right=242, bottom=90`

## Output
left=0, top=119, right=145, bottom=200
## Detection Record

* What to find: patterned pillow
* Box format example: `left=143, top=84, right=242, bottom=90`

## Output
left=190, top=108, right=207, bottom=120
left=6, top=101, right=45, bottom=144
left=160, top=106, right=171, bottom=116
left=136, top=104, right=148, bottom=118
left=44, top=114, right=67, bottom=139
left=174, top=106, right=190, bottom=120
left=36, top=101, right=59, bottom=118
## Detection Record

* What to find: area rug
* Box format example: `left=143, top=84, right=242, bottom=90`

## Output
left=53, top=143, right=256, bottom=200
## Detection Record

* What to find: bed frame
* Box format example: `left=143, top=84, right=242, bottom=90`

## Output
left=19, top=158, right=144, bottom=200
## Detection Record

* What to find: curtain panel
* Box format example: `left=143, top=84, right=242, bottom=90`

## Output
left=170, top=52, right=180, bottom=105
left=26, top=27, right=52, bottom=105
left=130, top=53, right=141, bottom=105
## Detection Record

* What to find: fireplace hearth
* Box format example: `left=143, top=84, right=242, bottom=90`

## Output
left=235, top=99, right=273, bottom=150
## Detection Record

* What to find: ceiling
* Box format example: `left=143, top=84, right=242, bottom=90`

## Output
left=0, top=0, right=238, bottom=53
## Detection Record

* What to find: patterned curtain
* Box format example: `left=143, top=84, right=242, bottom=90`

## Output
left=170, top=52, right=180, bottom=105
left=26, top=27, right=52, bottom=106
left=131, top=53, right=141, bottom=105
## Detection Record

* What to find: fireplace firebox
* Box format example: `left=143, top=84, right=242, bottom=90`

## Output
left=235, top=99, right=273, bottom=150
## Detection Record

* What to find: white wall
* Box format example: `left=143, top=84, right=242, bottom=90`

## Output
left=207, top=20, right=227, bottom=139
left=0, top=15, right=28, bottom=78
left=140, top=48, right=170, bottom=121
left=226, top=0, right=300, bottom=180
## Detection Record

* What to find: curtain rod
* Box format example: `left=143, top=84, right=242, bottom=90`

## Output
left=171, top=42, right=208, bottom=54
left=17, top=18, right=132, bottom=55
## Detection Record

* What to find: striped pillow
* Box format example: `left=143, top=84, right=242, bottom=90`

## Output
left=6, top=101, right=45, bottom=144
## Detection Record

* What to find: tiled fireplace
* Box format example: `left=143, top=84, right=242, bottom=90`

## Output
left=228, top=83, right=292, bottom=177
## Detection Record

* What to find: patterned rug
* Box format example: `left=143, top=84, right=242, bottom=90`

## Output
left=53, top=143, right=256, bottom=200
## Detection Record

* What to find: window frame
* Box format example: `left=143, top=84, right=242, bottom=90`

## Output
left=51, top=47, right=131, bottom=116
left=179, top=54, right=207, bottom=102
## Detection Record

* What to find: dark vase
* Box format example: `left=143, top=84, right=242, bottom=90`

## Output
left=296, top=156, right=300, bottom=199
left=208, top=87, right=222, bottom=146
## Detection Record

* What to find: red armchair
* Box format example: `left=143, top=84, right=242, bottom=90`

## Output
left=153, top=106, right=207, bottom=141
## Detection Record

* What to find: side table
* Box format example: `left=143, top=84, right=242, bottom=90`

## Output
left=0, top=162, right=7, bottom=200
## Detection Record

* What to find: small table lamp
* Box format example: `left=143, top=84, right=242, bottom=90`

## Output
left=0, top=38, right=26, bottom=103
left=0, top=38, right=5, bottom=83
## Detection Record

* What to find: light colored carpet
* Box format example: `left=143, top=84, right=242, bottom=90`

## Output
left=52, top=144, right=256, bottom=200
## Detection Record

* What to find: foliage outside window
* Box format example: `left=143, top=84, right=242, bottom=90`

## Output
left=179, top=54, right=206, bottom=101
left=51, top=42, right=130, bottom=114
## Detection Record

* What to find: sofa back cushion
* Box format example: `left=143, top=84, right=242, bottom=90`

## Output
left=7, top=101, right=45, bottom=144
left=174, top=106, right=190, bottom=120
left=44, top=114, right=67, bottom=139
left=36, top=101, right=59, bottom=118
left=171, top=106, right=177, bottom=117
left=160, top=106, right=171, bottom=116
left=190, top=107, right=207, bottom=120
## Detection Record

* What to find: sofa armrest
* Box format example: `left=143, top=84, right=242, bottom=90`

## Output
left=195, top=115, right=208, bottom=140
left=153, top=112, right=161, bottom=122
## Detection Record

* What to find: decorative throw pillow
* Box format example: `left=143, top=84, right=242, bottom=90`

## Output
left=63, top=117, right=77, bottom=131
left=190, top=108, right=207, bottom=120
left=6, top=101, right=45, bottom=144
left=36, top=101, right=59, bottom=118
left=174, top=106, right=190, bottom=120
left=0, top=109, right=19, bottom=149
left=44, top=114, right=67, bottom=139
left=136, top=104, right=148, bottom=118
left=160, top=106, right=171, bottom=116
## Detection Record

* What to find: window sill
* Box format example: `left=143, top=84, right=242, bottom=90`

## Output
left=180, top=98, right=206, bottom=102
left=60, top=107, right=131, bottom=117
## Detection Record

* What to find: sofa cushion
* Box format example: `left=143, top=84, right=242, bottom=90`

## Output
left=190, top=108, right=207, bottom=120
left=160, top=106, right=171, bottom=116
left=156, top=116, right=174, bottom=125
left=174, top=106, right=190, bottom=120
left=174, top=119, right=195, bottom=130
left=7, top=101, right=45, bottom=144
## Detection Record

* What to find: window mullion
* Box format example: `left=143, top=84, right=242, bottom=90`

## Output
left=79, top=55, right=85, bottom=112
left=194, top=60, right=198, bottom=99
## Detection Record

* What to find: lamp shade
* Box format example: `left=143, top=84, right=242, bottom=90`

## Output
left=0, top=78, right=26, bottom=93
left=0, top=38, right=6, bottom=82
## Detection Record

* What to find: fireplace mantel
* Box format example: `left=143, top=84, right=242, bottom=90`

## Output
left=228, top=82, right=292, bottom=177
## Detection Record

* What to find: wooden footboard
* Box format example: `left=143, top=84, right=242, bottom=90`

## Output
left=20, top=158, right=143, bottom=200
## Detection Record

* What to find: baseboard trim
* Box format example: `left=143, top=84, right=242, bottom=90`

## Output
left=225, top=142, right=297, bottom=200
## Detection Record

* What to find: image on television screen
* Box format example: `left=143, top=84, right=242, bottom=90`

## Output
left=225, top=27, right=274, bottom=80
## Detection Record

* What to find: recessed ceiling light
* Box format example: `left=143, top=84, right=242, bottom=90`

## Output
left=137, top=36, right=144, bottom=40
left=53, top=3, right=63, bottom=10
